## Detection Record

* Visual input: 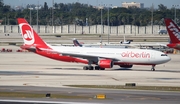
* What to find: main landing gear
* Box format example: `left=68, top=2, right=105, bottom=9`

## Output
left=83, top=65, right=105, bottom=70
left=151, top=65, right=155, bottom=71
left=83, top=66, right=93, bottom=70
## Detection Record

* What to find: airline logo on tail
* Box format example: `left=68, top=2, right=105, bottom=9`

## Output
left=167, top=22, right=180, bottom=41
left=73, top=38, right=83, bottom=47
left=18, top=18, right=49, bottom=49
left=19, top=23, right=35, bottom=45
left=165, top=18, right=180, bottom=44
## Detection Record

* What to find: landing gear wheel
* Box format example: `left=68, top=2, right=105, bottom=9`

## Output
left=88, top=66, right=94, bottom=70
left=83, top=66, right=88, bottom=70
left=100, top=68, right=105, bottom=70
left=95, top=66, right=100, bottom=70
left=151, top=65, right=155, bottom=71
left=151, top=68, right=155, bottom=71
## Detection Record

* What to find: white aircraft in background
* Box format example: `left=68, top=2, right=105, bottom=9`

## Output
left=120, top=35, right=132, bottom=44
left=72, top=37, right=167, bottom=50
left=73, top=35, right=132, bottom=47
left=72, top=38, right=127, bottom=48
left=18, top=18, right=171, bottom=71
left=72, top=38, right=171, bottom=52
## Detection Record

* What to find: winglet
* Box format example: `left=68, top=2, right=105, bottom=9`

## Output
left=17, top=18, right=50, bottom=49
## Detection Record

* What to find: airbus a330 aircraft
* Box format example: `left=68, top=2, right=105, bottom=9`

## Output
left=18, top=18, right=171, bottom=71
left=164, top=18, right=180, bottom=50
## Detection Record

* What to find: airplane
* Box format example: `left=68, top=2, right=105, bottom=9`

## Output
left=17, top=18, right=171, bottom=71
left=120, top=35, right=132, bottom=44
left=73, top=38, right=83, bottom=47
left=73, top=35, right=132, bottom=47
left=72, top=38, right=127, bottom=48
left=164, top=18, right=180, bottom=50
left=72, top=38, right=170, bottom=52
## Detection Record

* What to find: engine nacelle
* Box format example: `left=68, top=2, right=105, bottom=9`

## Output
left=119, top=64, right=133, bottom=68
left=98, top=59, right=113, bottom=68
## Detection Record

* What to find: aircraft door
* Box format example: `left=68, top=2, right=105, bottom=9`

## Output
left=150, top=52, right=155, bottom=60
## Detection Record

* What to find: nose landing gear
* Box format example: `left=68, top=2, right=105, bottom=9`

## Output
left=151, top=65, right=155, bottom=71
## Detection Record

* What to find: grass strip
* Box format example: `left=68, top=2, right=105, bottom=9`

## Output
left=0, top=92, right=90, bottom=99
left=66, top=85, right=180, bottom=92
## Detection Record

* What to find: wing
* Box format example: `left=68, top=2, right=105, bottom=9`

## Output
left=38, top=47, right=120, bottom=61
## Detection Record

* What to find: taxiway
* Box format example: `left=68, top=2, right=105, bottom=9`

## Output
left=0, top=46, right=180, bottom=104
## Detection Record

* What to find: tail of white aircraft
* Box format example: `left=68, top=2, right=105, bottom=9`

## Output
left=120, top=35, right=132, bottom=44
left=73, top=38, right=83, bottom=47
left=164, top=18, right=180, bottom=44
left=17, top=18, right=50, bottom=49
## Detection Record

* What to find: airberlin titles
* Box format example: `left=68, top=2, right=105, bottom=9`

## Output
left=121, top=51, right=150, bottom=58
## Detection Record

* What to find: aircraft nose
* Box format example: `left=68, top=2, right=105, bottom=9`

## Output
left=166, top=56, right=171, bottom=62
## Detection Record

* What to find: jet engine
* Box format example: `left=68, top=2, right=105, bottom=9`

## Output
left=98, top=59, right=113, bottom=68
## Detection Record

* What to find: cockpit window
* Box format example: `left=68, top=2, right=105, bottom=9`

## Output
left=161, top=54, right=167, bottom=56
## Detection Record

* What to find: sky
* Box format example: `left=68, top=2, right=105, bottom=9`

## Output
left=3, top=0, right=180, bottom=9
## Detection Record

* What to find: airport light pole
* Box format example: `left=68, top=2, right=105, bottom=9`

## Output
left=29, top=6, right=33, bottom=25
left=101, top=7, right=102, bottom=43
left=99, top=4, right=103, bottom=43
left=108, top=5, right=109, bottom=44
left=172, top=5, right=179, bottom=23
left=7, top=14, right=9, bottom=25
left=134, top=15, right=136, bottom=36
left=151, top=3, right=154, bottom=34
left=106, top=4, right=111, bottom=44
left=3, top=17, right=6, bottom=32
left=4, top=17, right=6, bottom=25
left=52, top=0, right=54, bottom=33
left=30, top=8, right=31, bottom=25
left=37, top=1, right=39, bottom=33
left=101, top=5, right=103, bottom=35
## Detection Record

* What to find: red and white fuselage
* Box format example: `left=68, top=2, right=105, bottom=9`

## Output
left=50, top=46, right=170, bottom=65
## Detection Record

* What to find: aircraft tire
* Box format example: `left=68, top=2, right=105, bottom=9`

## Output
left=88, top=66, right=94, bottom=70
left=100, top=68, right=105, bottom=70
left=95, top=66, right=100, bottom=70
left=83, top=66, right=88, bottom=70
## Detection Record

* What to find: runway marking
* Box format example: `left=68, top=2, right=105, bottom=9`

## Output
left=111, top=77, right=120, bottom=81
left=0, top=99, right=101, bottom=104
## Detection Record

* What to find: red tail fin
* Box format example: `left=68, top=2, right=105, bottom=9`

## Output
left=164, top=18, right=180, bottom=43
left=17, top=18, right=49, bottom=48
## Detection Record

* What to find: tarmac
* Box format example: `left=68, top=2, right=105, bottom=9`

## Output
left=0, top=45, right=180, bottom=87
left=0, top=45, right=180, bottom=104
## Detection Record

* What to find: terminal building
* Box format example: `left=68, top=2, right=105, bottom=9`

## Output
left=122, top=2, right=144, bottom=8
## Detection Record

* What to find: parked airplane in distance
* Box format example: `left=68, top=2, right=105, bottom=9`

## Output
left=72, top=38, right=168, bottom=51
left=73, top=38, right=83, bottom=47
left=18, top=18, right=171, bottom=71
left=120, top=35, right=133, bottom=44
left=72, top=38, right=127, bottom=48
left=164, top=18, right=180, bottom=50
left=73, top=35, right=132, bottom=47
